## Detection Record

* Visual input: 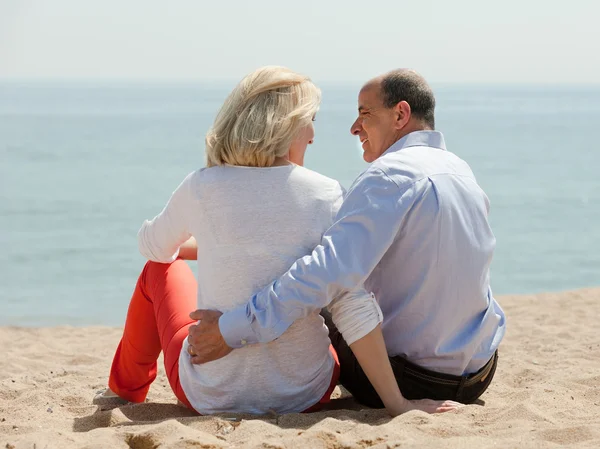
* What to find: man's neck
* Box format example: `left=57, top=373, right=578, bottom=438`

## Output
left=400, top=122, right=431, bottom=139
left=387, top=127, right=437, bottom=155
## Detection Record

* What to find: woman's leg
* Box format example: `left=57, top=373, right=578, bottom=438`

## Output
left=302, top=345, right=340, bottom=413
left=108, top=259, right=196, bottom=407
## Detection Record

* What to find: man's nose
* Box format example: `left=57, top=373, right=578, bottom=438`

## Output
left=350, top=118, right=362, bottom=135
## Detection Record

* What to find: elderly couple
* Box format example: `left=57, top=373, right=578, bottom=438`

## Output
left=95, top=67, right=506, bottom=417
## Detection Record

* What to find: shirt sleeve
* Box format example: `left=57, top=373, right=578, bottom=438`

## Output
left=137, top=173, right=194, bottom=263
left=219, top=168, right=424, bottom=348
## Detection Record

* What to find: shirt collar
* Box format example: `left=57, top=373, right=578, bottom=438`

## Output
left=384, top=130, right=446, bottom=156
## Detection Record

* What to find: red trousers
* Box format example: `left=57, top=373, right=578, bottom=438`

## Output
left=108, top=260, right=339, bottom=413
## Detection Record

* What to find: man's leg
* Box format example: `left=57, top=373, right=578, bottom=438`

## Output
left=322, top=309, right=385, bottom=408
left=321, top=309, right=497, bottom=406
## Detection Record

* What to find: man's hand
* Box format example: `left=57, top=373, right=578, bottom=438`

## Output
left=187, top=310, right=233, bottom=364
left=389, top=398, right=463, bottom=416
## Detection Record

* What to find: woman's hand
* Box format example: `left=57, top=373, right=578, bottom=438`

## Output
left=178, top=237, right=198, bottom=260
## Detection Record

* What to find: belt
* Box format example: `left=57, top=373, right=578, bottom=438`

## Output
left=390, top=351, right=498, bottom=388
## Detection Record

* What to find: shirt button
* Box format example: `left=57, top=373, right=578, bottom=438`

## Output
left=241, top=339, right=247, bottom=345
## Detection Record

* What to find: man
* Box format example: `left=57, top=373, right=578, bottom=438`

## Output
left=187, top=69, right=506, bottom=409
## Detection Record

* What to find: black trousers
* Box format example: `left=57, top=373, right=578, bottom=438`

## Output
left=322, top=310, right=498, bottom=408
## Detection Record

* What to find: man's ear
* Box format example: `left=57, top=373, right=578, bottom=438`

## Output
left=394, top=101, right=411, bottom=129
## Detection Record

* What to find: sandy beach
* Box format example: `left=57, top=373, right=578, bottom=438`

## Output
left=1, top=288, right=599, bottom=448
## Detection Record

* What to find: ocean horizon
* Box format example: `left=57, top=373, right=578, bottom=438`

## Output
left=1, top=81, right=598, bottom=326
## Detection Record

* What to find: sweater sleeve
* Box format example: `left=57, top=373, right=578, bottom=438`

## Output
left=137, top=173, right=194, bottom=263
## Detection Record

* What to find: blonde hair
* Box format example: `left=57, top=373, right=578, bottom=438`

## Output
left=205, top=66, right=321, bottom=167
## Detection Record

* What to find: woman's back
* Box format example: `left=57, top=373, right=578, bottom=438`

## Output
left=178, top=164, right=344, bottom=414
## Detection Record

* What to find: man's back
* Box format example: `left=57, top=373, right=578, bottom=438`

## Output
left=365, top=133, right=505, bottom=375
left=216, top=131, right=505, bottom=378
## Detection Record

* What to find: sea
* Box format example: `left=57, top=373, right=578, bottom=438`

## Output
left=1, top=82, right=598, bottom=326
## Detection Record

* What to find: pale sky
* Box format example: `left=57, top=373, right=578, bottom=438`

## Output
left=1, top=0, right=598, bottom=84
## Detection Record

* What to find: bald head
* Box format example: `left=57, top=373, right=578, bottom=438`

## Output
left=368, top=69, right=436, bottom=129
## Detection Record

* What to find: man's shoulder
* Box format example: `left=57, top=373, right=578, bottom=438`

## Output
left=372, top=146, right=474, bottom=188
left=344, top=163, right=404, bottom=199
left=366, top=150, right=430, bottom=190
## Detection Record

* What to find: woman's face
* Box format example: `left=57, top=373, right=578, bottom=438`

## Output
left=288, top=121, right=315, bottom=166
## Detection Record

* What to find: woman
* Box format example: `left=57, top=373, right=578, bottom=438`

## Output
left=96, top=66, right=459, bottom=416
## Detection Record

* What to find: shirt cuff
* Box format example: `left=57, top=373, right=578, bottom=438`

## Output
left=218, top=304, right=257, bottom=349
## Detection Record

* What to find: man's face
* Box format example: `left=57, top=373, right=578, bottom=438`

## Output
left=350, top=82, right=402, bottom=163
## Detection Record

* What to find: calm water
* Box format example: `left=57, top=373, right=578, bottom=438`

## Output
left=1, top=82, right=599, bottom=326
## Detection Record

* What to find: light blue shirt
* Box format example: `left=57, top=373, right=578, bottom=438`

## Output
left=219, top=130, right=506, bottom=376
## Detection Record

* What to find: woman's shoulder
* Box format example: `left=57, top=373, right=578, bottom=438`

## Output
left=289, top=165, right=343, bottom=194
left=185, top=166, right=231, bottom=188
left=186, top=165, right=344, bottom=203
